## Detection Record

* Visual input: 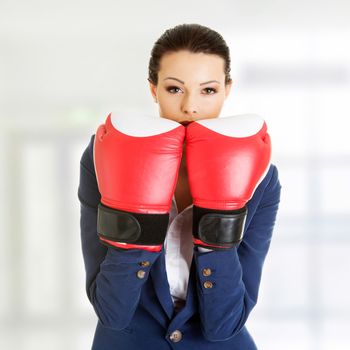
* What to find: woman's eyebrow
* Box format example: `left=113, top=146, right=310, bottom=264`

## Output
left=163, top=77, right=220, bottom=85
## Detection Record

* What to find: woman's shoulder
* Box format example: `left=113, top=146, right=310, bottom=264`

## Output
left=265, top=163, right=282, bottom=191
left=264, top=163, right=280, bottom=184
left=80, top=134, right=96, bottom=174
left=257, top=162, right=282, bottom=204
left=78, top=134, right=100, bottom=208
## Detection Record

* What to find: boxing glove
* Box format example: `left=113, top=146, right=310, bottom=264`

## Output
left=185, top=114, right=271, bottom=250
left=94, top=111, right=185, bottom=252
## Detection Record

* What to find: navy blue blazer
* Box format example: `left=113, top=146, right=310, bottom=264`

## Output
left=78, top=134, right=282, bottom=349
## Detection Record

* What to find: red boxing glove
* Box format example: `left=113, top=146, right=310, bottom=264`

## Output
left=94, top=111, right=185, bottom=252
left=185, top=114, right=271, bottom=250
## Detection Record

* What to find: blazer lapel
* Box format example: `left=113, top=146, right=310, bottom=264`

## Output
left=142, top=248, right=198, bottom=328
left=149, top=249, right=175, bottom=319
left=145, top=196, right=198, bottom=323
left=168, top=255, right=198, bottom=329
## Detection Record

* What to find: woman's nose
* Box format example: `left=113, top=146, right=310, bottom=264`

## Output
left=182, top=96, right=198, bottom=118
left=184, top=109, right=197, bottom=117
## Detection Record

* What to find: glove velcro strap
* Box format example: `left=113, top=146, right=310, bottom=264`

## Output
left=193, top=205, right=248, bottom=249
left=97, top=203, right=169, bottom=246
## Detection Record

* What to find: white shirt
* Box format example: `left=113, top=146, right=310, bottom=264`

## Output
left=164, top=195, right=211, bottom=312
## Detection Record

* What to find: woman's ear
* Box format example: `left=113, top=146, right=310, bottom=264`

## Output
left=225, top=81, right=233, bottom=99
left=148, top=79, right=158, bottom=103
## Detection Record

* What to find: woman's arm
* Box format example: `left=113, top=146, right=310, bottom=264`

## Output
left=193, top=164, right=282, bottom=341
left=78, top=135, right=161, bottom=331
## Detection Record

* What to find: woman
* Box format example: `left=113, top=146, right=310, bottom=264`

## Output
left=78, top=23, right=282, bottom=349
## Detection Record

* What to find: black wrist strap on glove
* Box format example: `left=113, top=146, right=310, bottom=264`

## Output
left=97, top=203, right=169, bottom=246
left=193, top=205, right=248, bottom=250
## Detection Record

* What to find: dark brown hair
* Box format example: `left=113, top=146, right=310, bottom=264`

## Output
left=148, top=23, right=232, bottom=86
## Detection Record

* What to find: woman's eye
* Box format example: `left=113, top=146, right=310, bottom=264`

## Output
left=203, top=87, right=217, bottom=94
left=166, top=86, right=182, bottom=94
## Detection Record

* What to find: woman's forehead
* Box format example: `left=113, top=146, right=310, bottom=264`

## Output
left=158, top=51, right=226, bottom=82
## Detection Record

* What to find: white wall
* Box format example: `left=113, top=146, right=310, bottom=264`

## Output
left=1, top=1, right=350, bottom=349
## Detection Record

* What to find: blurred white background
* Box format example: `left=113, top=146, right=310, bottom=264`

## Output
left=1, top=0, right=349, bottom=349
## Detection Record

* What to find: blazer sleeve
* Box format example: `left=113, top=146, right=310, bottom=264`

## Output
left=193, top=164, right=282, bottom=342
left=78, top=134, right=162, bottom=331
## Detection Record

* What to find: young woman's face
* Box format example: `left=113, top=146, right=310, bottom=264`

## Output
left=149, top=50, right=232, bottom=125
